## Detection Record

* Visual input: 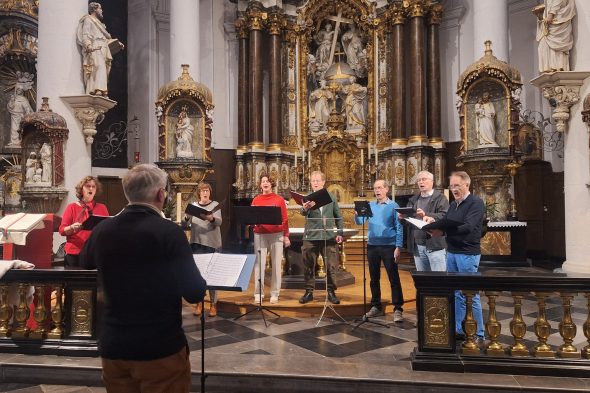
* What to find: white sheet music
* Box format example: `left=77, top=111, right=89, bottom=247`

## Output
left=404, top=217, right=428, bottom=229
left=192, top=253, right=247, bottom=288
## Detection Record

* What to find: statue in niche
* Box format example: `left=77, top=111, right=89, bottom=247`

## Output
left=175, top=110, right=194, bottom=158
left=39, top=143, right=52, bottom=183
left=475, top=92, right=499, bottom=148
left=25, top=152, right=38, bottom=183
left=343, top=77, right=367, bottom=131
left=76, top=2, right=124, bottom=96
left=314, top=23, right=334, bottom=79
left=7, top=88, right=33, bottom=147
left=535, top=0, right=576, bottom=73
left=308, top=80, right=334, bottom=132
left=341, top=25, right=367, bottom=78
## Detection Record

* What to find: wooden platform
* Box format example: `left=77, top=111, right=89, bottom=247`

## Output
left=202, top=261, right=417, bottom=318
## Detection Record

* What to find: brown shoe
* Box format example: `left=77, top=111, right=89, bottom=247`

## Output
left=208, top=304, right=217, bottom=317
left=193, top=302, right=202, bottom=316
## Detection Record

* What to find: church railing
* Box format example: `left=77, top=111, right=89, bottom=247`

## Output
left=0, top=268, right=98, bottom=356
left=411, top=270, right=590, bottom=377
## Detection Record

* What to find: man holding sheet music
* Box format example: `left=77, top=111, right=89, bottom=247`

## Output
left=81, top=164, right=206, bottom=393
left=355, top=179, right=405, bottom=322
left=401, top=170, right=449, bottom=272
left=299, top=171, right=343, bottom=305
left=425, top=171, right=486, bottom=341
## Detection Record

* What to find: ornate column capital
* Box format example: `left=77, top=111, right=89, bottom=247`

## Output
left=267, top=8, right=285, bottom=36
left=582, top=94, right=590, bottom=127
left=427, top=3, right=443, bottom=25
left=235, top=14, right=250, bottom=39
left=61, top=95, right=117, bottom=144
left=389, top=6, right=406, bottom=25
left=531, top=71, right=590, bottom=133
left=408, top=1, right=427, bottom=18
left=245, top=1, right=266, bottom=31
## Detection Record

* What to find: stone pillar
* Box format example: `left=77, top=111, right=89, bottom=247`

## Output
left=427, top=4, right=443, bottom=144
left=236, top=15, right=249, bottom=148
left=267, top=9, right=283, bottom=149
left=473, top=0, right=508, bottom=62
left=247, top=2, right=264, bottom=147
left=170, top=0, right=200, bottom=79
left=390, top=6, right=406, bottom=145
left=37, top=0, right=89, bottom=208
left=408, top=2, right=427, bottom=144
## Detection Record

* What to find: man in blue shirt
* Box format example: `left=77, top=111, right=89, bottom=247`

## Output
left=355, top=179, right=404, bottom=322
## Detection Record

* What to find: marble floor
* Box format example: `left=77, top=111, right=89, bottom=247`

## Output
left=1, top=290, right=590, bottom=392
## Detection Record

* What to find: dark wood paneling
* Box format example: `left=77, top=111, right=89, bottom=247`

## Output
left=95, top=176, right=126, bottom=215
left=205, top=149, right=236, bottom=249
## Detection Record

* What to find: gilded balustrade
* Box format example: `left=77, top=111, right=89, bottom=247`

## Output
left=412, top=271, right=590, bottom=377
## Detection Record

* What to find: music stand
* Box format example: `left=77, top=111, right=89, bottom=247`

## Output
left=233, top=206, right=282, bottom=327
left=352, top=201, right=389, bottom=330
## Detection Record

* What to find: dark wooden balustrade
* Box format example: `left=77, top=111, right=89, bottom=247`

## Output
left=411, top=270, right=590, bottom=377
left=0, top=268, right=98, bottom=356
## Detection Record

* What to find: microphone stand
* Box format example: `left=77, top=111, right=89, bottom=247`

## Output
left=353, top=205, right=388, bottom=330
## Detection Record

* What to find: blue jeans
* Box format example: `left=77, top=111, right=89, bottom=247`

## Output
left=414, top=245, right=446, bottom=271
left=447, top=252, right=485, bottom=338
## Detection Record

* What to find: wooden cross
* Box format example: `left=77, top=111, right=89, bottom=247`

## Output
left=317, top=10, right=354, bottom=68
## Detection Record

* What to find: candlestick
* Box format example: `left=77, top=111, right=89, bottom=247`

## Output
left=360, top=149, right=364, bottom=166
left=375, top=145, right=378, bottom=166
left=294, top=152, right=298, bottom=167
left=176, top=192, right=182, bottom=223
left=308, top=151, right=311, bottom=169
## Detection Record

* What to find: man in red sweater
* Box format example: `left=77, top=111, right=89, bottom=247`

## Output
left=251, top=175, right=290, bottom=304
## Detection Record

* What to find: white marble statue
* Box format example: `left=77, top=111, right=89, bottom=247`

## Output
left=40, top=143, right=52, bottom=183
left=308, top=80, right=334, bottom=132
left=343, top=77, right=367, bottom=131
left=175, top=110, right=194, bottom=158
left=7, top=88, right=33, bottom=147
left=314, top=23, right=334, bottom=79
left=341, top=25, right=367, bottom=78
left=25, top=152, right=38, bottom=183
left=76, top=2, right=123, bottom=96
left=535, top=0, right=576, bottom=73
left=475, top=92, right=499, bottom=148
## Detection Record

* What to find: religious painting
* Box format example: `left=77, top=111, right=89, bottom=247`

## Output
left=516, top=122, right=542, bottom=160
left=165, top=100, right=203, bottom=160
left=465, top=80, right=509, bottom=151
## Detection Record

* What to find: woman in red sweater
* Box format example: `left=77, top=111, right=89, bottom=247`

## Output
left=59, top=176, right=109, bottom=267
left=251, top=175, right=290, bottom=304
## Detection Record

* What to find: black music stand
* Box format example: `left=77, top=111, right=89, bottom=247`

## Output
left=352, top=201, right=389, bottom=330
left=233, top=206, right=283, bottom=326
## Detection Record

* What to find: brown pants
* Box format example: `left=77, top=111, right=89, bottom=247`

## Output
left=102, top=346, right=191, bottom=393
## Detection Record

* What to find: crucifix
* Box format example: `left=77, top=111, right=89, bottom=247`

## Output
left=317, top=10, right=354, bottom=69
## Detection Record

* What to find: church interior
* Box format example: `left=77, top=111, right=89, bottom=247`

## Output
left=0, top=0, right=590, bottom=391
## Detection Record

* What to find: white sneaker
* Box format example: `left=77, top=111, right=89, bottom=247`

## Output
left=364, top=306, right=384, bottom=318
left=254, top=294, right=264, bottom=303
left=393, top=309, right=403, bottom=323
left=270, top=296, right=279, bottom=304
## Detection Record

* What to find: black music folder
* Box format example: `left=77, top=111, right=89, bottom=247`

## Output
left=185, top=202, right=221, bottom=220
left=394, top=207, right=417, bottom=216
left=422, top=218, right=463, bottom=231
left=290, top=188, right=332, bottom=210
left=81, top=215, right=111, bottom=230
left=354, top=201, right=373, bottom=218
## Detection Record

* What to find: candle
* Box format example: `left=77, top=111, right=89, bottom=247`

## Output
left=360, top=149, right=364, bottom=166
left=301, top=148, right=305, bottom=165
left=308, top=151, right=312, bottom=169
left=176, top=192, right=182, bottom=223
left=294, top=152, right=298, bottom=167
left=375, top=145, right=378, bottom=166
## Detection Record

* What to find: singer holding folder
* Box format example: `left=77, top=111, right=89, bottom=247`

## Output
left=299, top=171, right=343, bottom=305
left=59, top=176, right=109, bottom=267
left=251, top=175, right=290, bottom=304
left=185, top=182, right=222, bottom=317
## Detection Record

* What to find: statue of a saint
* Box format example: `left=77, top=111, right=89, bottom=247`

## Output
left=535, top=0, right=576, bottom=73
left=341, top=25, right=367, bottom=78
left=40, top=143, right=52, bottom=183
left=314, top=23, right=334, bottom=78
left=7, top=88, right=33, bottom=147
left=308, top=80, right=334, bottom=132
left=475, top=92, right=499, bottom=148
left=25, top=152, right=38, bottom=183
left=76, top=2, right=124, bottom=96
left=343, top=77, right=367, bottom=131
left=175, top=110, right=194, bottom=158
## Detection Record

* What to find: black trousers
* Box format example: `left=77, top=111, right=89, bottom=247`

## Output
left=65, top=254, right=80, bottom=268
left=367, top=245, right=404, bottom=311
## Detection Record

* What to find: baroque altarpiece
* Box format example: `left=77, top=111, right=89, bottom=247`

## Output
left=234, top=0, right=446, bottom=216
